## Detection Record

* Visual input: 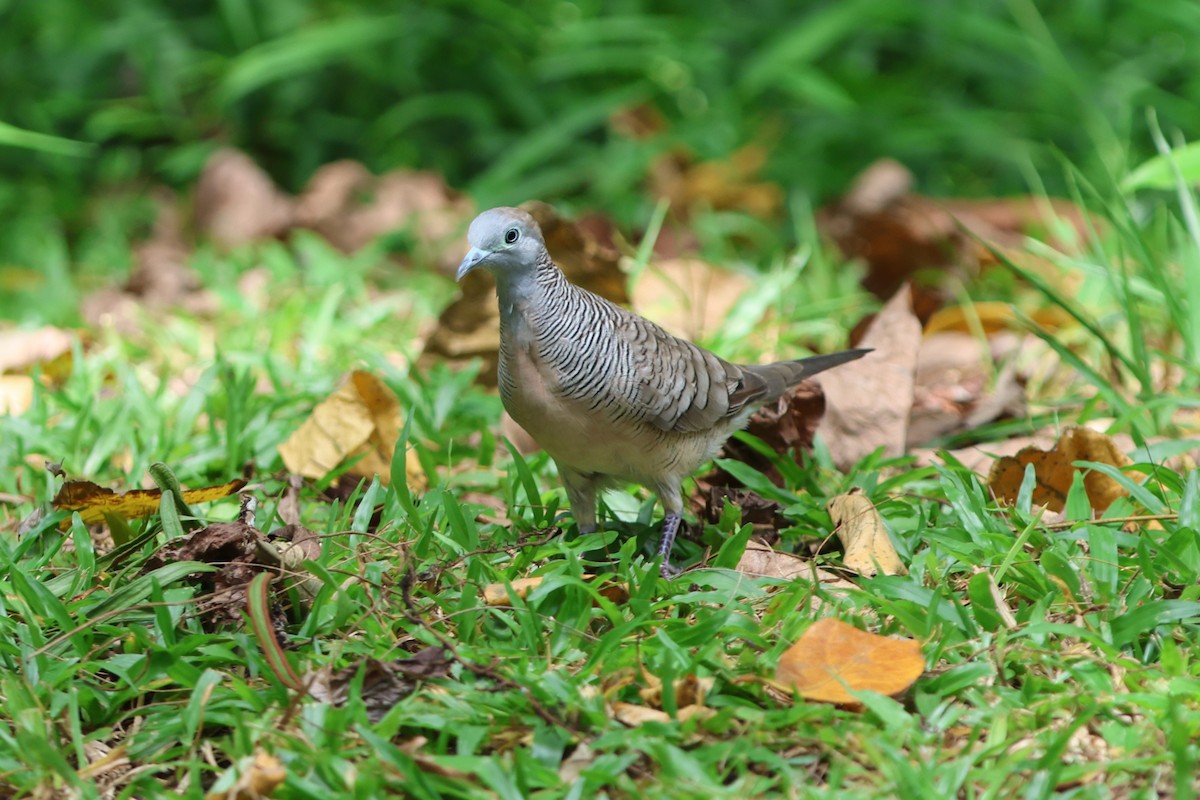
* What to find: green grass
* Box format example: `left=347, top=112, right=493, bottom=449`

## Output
left=3, top=158, right=1200, bottom=797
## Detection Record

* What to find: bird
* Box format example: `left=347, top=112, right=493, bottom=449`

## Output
left=457, top=206, right=870, bottom=577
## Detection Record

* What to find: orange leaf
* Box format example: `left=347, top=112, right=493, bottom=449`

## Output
left=52, top=478, right=246, bottom=526
left=775, top=618, right=923, bottom=705
left=987, top=426, right=1132, bottom=513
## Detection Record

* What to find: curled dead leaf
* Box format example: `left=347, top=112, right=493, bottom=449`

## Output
left=987, top=426, right=1133, bottom=513
left=194, top=149, right=294, bottom=248
left=817, top=158, right=1092, bottom=301
left=482, top=575, right=629, bottom=606
left=735, top=541, right=852, bottom=586
left=612, top=701, right=672, bottom=727
left=826, top=489, right=907, bottom=577
left=775, top=617, right=924, bottom=706
left=631, top=258, right=751, bottom=342
left=278, top=370, right=424, bottom=489
left=649, top=144, right=783, bottom=221
left=0, top=375, right=34, bottom=416
left=817, top=284, right=922, bottom=470
left=204, top=750, right=286, bottom=800
left=52, top=478, right=245, bottom=527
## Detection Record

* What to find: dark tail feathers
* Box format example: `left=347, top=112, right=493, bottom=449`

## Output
left=743, top=348, right=872, bottom=404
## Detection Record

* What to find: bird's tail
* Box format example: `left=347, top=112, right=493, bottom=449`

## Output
left=743, top=348, right=872, bottom=403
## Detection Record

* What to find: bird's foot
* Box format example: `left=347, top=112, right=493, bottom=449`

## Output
left=657, top=513, right=682, bottom=578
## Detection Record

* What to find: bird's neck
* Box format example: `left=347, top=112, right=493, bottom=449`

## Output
left=494, top=254, right=564, bottom=324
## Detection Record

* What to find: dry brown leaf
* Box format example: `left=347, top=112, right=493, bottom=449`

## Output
left=649, top=144, right=783, bottom=220
left=482, top=575, right=629, bottom=606
left=52, top=478, right=245, bottom=527
left=613, top=701, right=672, bottom=727
left=987, top=426, right=1133, bottom=513
left=705, top=380, right=827, bottom=491
left=735, top=541, right=852, bottom=587
left=0, top=326, right=74, bottom=373
left=817, top=285, right=922, bottom=470
left=817, top=158, right=1092, bottom=301
left=194, top=148, right=294, bottom=248
left=631, top=258, right=751, bottom=342
left=305, top=648, right=451, bottom=723
left=0, top=375, right=34, bottom=416
left=205, top=750, right=286, bottom=800
left=775, top=617, right=924, bottom=706
left=907, top=331, right=1027, bottom=447
left=278, top=370, right=424, bottom=489
left=558, top=742, right=596, bottom=784
left=295, top=161, right=472, bottom=269
left=826, top=489, right=907, bottom=577
left=924, top=302, right=1071, bottom=336
left=482, top=576, right=547, bottom=605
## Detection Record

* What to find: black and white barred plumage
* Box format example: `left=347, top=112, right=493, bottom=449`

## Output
left=458, top=206, right=870, bottom=576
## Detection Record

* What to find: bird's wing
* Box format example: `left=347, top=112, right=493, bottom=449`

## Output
left=610, top=313, right=767, bottom=434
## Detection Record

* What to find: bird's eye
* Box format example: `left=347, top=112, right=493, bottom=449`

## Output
left=504, top=228, right=520, bottom=245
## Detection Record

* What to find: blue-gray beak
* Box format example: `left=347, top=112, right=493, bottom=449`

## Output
left=456, top=247, right=489, bottom=281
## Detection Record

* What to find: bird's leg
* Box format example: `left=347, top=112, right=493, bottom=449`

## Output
left=655, top=482, right=685, bottom=577
left=559, top=467, right=598, bottom=534
left=656, top=513, right=683, bottom=577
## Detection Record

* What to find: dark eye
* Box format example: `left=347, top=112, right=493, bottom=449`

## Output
left=504, top=228, right=520, bottom=245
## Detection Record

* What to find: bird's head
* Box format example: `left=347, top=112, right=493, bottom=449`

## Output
left=456, top=207, right=546, bottom=282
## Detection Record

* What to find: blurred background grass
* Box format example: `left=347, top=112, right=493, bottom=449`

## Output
left=2, top=0, right=1198, bottom=272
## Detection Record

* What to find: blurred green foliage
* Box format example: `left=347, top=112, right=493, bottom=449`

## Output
left=2, top=0, right=1198, bottom=267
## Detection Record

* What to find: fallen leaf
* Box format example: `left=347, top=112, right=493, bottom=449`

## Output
left=205, top=750, right=286, bottom=800
left=482, top=575, right=629, bottom=606
left=278, top=370, right=424, bottom=489
left=631, top=258, right=751, bottom=342
left=826, top=489, right=907, bottom=576
left=306, top=648, right=452, bottom=723
left=295, top=161, right=473, bottom=269
left=817, top=284, right=922, bottom=470
left=735, top=541, right=851, bottom=586
left=706, top=379, right=827, bottom=490
left=0, top=375, right=34, bottom=415
left=558, top=742, right=596, bottom=784
left=52, top=478, right=246, bottom=527
left=638, top=672, right=714, bottom=710
left=775, top=617, right=924, bottom=706
left=0, top=326, right=74, bottom=373
left=907, top=331, right=1026, bottom=446
left=817, top=158, right=1092, bottom=301
left=612, top=701, right=672, bottom=727
left=83, top=191, right=218, bottom=332
left=702, top=487, right=791, bottom=537
left=987, top=426, right=1133, bottom=513
left=194, top=148, right=294, bottom=248
left=482, top=577, right=547, bottom=606
left=649, top=144, right=783, bottom=221
left=924, top=301, right=1071, bottom=336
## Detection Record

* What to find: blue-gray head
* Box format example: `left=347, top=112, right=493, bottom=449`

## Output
left=456, top=207, right=546, bottom=282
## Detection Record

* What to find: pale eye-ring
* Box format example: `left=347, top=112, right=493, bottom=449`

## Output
left=504, top=228, right=520, bottom=245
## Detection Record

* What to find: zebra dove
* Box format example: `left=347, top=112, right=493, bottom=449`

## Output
left=457, top=207, right=870, bottom=576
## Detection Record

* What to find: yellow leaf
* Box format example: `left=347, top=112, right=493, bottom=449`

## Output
left=278, top=370, right=424, bottom=489
left=827, top=489, right=907, bottom=576
left=52, top=478, right=246, bottom=526
left=775, top=618, right=923, bottom=706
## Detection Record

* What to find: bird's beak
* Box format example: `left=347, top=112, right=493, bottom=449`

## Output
left=456, top=247, right=489, bottom=281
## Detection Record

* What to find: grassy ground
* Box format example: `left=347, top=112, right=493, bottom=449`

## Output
left=2, top=161, right=1200, bottom=798
left=3, top=4, right=1200, bottom=797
